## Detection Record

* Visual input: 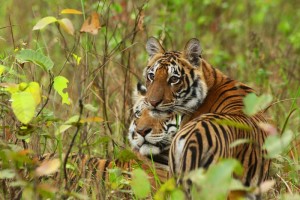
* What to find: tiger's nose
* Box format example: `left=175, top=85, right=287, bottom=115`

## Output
left=149, top=99, right=162, bottom=107
left=137, top=128, right=152, bottom=137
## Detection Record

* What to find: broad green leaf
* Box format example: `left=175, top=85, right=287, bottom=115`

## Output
left=53, top=76, right=70, bottom=105
left=0, top=169, right=16, bottom=179
left=32, top=16, right=57, bottom=30
left=155, top=178, right=185, bottom=200
left=243, top=93, right=273, bottom=116
left=35, top=158, right=60, bottom=176
left=11, top=92, right=36, bottom=124
left=263, top=130, right=293, bottom=158
left=131, top=168, right=151, bottom=198
left=16, top=49, right=54, bottom=71
left=188, top=159, right=243, bottom=200
left=60, top=9, right=83, bottom=15
left=170, top=189, right=185, bottom=200
left=58, top=18, right=74, bottom=35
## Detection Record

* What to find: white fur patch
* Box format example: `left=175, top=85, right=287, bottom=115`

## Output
left=175, top=138, right=185, bottom=173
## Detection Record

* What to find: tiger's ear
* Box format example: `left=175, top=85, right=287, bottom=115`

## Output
left=184, top=38, right=202, bottom=67
left=146, top=37, right=165, bottom=57
left=137, top=82, right=147, bottom=96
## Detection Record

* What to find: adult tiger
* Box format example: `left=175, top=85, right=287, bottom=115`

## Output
left=142, top=37, right=271, bottom=190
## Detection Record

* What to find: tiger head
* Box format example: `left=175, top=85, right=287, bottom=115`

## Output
left=128, top=83, right=179, bottom=156
left=143, top=37, right=208, bottom=117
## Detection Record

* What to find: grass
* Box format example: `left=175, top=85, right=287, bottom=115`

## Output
left=0, top=0, right=299, bottom=199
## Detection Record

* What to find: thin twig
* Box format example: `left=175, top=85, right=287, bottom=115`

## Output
left=36, top=73, right=54, bottom=117
left=276, top=173, right=293, bottom=194
left=8, top=14, right=15, bottom=50
left=63, top=99, right=84, bottom=190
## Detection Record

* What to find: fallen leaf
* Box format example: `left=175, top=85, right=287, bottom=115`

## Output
left=80, top=12, right=101, bottom=35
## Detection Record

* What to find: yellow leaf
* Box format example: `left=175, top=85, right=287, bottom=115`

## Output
left=35, top=159, right=60, bottom=176
left=33, top=16, right=57, bottom=30
left=24, top=82, right=41, bottom=106
left=80, top=12, right=101, bottom=35
left=80, top=117, right=103, bottom=123
left=0, top=83, right=19, bottom=94
left=61, top=9, right=83, bottom=15
left=58, top=18, right=75, bottom=35
left=0, top=65, right=5, bottom=76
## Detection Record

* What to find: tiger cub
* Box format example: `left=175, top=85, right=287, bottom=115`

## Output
left=128, top=82, right=180, bottom=166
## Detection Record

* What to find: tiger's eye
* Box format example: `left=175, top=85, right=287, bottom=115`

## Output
left=135, top=111, right=141, bottom=118
left=148, top=73, right=155, bottom=81
left=169, top=76, right=180, bottom=84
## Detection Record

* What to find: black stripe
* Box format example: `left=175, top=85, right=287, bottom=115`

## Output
left=194, top=130, right=203, bottom=168
left=214, top=94, right=244, bottom=112
left=210, top=121, right=222, bottom=156
left=202, top=121, right=213, bottom=146
left=203, top=154, right=214, bottom=169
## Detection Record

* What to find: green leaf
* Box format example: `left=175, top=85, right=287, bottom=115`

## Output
left=53, top=76, right=70, bottom=105
left=155, top=178, right=185, bottom=200
left=11, top=92, right=36, bottom=124
left=0, top=65, right=6, bottom=76
left=32, top=16, right=57, bottom=30
left=83, top=104, right=98, bottom=112
left=58, top=18, right=74, bottom=35
left=16, top=49, right=54, bottom=71
left=188, top=159, right=243, bottom=200
left=243, top=93, right=273, bottom=116
left=55, top=115, right=79, bottom=135
left=170, top=189, right=185, bottom=200
left=0, top=169, right=16, bottom=179
left=263, top=130, right=293, bottom=158
left=131, top=168, right=151, bottom=198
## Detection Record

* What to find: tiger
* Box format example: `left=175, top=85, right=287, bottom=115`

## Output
left=142, top=37, right=271, bottom=195
left=128, top=82, right=180, bottom=166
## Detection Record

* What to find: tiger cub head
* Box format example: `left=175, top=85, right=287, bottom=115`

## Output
left=143, top=37, right=208, bottom=117
left=128, top=83, right=179, bottom=156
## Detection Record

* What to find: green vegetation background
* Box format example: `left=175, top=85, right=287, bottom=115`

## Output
left=0, top=0, right=299, bottom=199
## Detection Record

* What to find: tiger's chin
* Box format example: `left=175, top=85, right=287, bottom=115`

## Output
left=138, top=144, right=161, bottom=156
